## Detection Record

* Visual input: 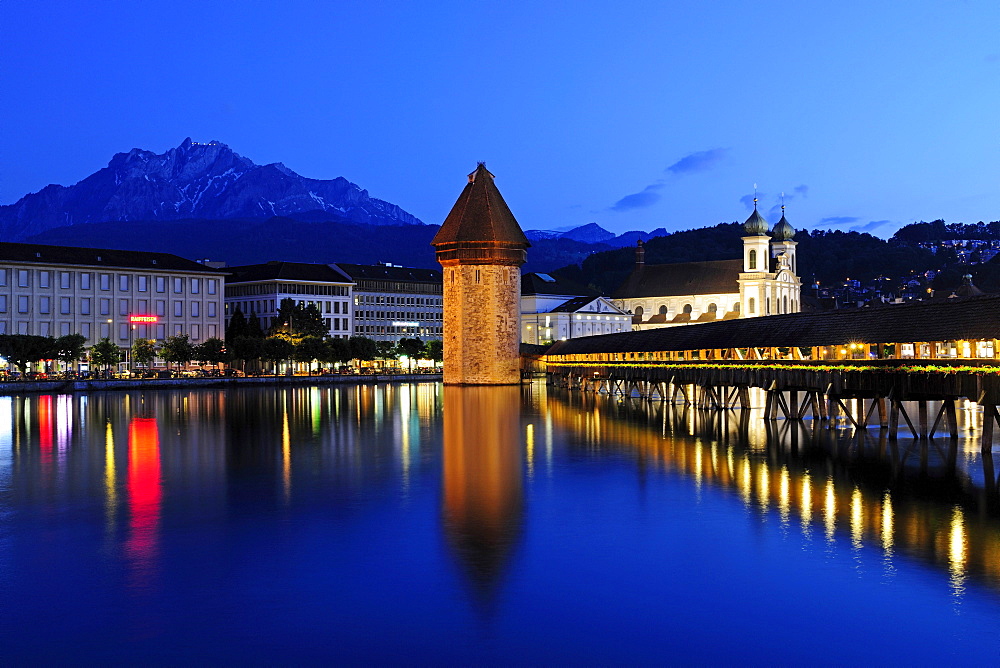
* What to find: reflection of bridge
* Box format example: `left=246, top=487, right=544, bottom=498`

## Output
left=537, top=387, right=1000, bottom=597
left=538, top=293, right=1000, bottom=449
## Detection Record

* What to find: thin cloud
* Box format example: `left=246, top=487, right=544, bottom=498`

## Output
left=850, top=220, right=893, bottom=234
left=667, top=148, right=729, bottom=175
left=820, top=216, right=860, bottom=226
left=611, top=183, right=663, bottom=212
left=793, top=184, right=809, bottom=197
left=740, top=192, right=765, bottom=211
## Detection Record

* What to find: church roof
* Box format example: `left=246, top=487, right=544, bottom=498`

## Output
left=743, top=209, right=769, bottom=236
left=612, top=259, right=743, bottom=299
left=432, top=163, right=530, bottom=247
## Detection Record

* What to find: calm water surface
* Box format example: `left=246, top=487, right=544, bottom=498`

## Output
left=2, top=382, right=1000, bottom=664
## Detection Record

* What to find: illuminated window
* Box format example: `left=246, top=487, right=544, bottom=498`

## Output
left=749, top=298, right=756, bottom=314
left=749, top=249, right=757, bottom=270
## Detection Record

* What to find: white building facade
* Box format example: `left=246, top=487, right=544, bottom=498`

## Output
left=0, top=242, right=225, bottom=345
left=224, top=262, right=354, bottom=337
left=336, top=263, right=443, bottom=342
left=521, top=272, right=630, bottom=344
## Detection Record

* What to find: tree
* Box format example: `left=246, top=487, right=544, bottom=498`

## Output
left=293, top=336, right=326, bottom=369
left=90, top=337, right=122, bottom=372
left=194, top=338, right=227, bottom=369
left=132, top=338, right=157, bottom=369
left=397, top=337, right=424, bottom=371
left=375, top=340, right=398, bottom=365
left=322, top=337, right=353, bottom=367
left=229, top=335, right=264, bottom=373
left=0, top=335, right=55, bottom=374
left=261, top=337, right=294, bottom=374
left=53, top=334, right=87, bottom=370
left=348, top=335, right=378, bottom=363
left=226, top=308, right=248, bottom=340
left=424, top=339, right=443, bottom=364
left=161, top=334, right=194, bottom=371
left=273, top=298, right=327, bottom=340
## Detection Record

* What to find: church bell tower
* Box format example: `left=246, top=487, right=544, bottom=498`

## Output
left=432, top=164, right=530, bottom=385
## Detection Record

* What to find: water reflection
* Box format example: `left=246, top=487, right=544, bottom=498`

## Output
left=539, top=389, right=1000, bottom=598
left=441, top=386, right=523, bottom=599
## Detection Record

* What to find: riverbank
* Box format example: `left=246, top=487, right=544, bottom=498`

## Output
left=0, top=373, right=442, bottom=395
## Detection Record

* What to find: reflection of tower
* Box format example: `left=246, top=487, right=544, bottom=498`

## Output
left=432, top=164, right=530, bottom=385
left=441, top=386, right=523, bottom=599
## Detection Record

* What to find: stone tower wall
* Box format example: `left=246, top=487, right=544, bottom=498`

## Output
left=441, top=263, right=521, bottom=385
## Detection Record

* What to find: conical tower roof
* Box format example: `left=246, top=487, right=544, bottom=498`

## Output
left=432, top=163, right=529, bottom=266
left=743, top=208, right=769, bottom=236
left=433, top=163, right=529, bottom=247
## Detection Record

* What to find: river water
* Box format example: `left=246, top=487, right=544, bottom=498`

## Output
left=1, top=382, right=999, bottom=663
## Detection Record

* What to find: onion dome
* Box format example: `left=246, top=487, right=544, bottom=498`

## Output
left=743, top=208, right=769, bottom=236
left=954, top=274, right=984, bottom=297
left=771, top=214, right=795, bottom=241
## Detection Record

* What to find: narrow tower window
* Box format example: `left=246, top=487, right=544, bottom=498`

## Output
left=749, top=249, right=757, bottom=270
left=749, top=298, right=755, bottom=314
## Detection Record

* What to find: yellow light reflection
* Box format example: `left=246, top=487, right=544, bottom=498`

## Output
left=757, top=463, right=769, bottom=508
left=694, top=445, right=703, bottom=490
left=949, top=505, right=967, bottom=599
left=824, top=477, right=836, bottom=543
left=881, top=492, right=894, bottom=556
left=851, top=487, right=863, bottom=550
left=778, top=467, right=790, bottom=526
left=105, top=420, right=116, bottom=528
left=800, top=475, right=812, bottom=535
left=740, top=457, right=752, bottom=506
left=526, top=423, right=535, bottom=479
left=282, top=410, right=291, bottom=502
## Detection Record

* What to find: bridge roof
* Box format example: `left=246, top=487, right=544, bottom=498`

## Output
left=546, top=293, right=1000, bottom=354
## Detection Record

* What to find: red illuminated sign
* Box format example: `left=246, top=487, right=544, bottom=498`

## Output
left=129, top=315, right=158, bottom=323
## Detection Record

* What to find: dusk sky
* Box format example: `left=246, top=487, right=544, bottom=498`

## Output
left=2, top=1, right=999, bottom=237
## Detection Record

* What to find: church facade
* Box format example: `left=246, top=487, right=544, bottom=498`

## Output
left=613, top=206, right=801, bottom=330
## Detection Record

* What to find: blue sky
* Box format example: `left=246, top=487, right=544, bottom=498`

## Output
left=2, top=0, right=999, bottom=237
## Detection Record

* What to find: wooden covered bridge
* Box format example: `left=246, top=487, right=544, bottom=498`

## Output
left=537, top=293, right=1000, bottom=449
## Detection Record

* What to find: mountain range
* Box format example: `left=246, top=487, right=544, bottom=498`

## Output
left=0, top=138, right=421, bottom=240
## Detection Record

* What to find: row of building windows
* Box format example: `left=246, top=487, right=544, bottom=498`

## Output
left=225, top=282, right=350, bottom=297
left=0, top=321, right=218, bottom=340
left=355, top=295, right=441, bottom=306
left=0, top=296, right=217, bottom=318
left=354, top=310, right=441, bottom=321
left=354, top=281, right=441, bottom=295
left=225, top=299, right=351, bottom=316
left=354, top=325, right=443, bottom=335
left=0, top=268, right=218, bottom=295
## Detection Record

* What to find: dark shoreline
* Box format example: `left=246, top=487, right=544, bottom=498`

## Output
left=0, top=373, right=442, bottom=395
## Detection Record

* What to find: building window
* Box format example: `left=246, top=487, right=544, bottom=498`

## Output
left=17, top=296, right=29, bottom=313
left=80, top=273, right=92, bottom=290
left=100, top=273, right=111, bottom=290
left=18, top=322, right=28, bottom=334
left=749, top=298, right=755, bottom=314
left=174, top=301, right=183, bottom=317
left=708, top=303, right=718, bottom=314
left=208, top=279, right=217, bottom=295
left=81, top=298, right=91, bottom=315
left=0, top=295, right=6, bottom=313
left=733, top=302, right=741, bottom=313
left=119, top=324, right=129, bottom=341
left=0, top=268, right=6, bottom=286
left=119, top=299, right=129, bottom=316
left=207, top=324, right=217, bottom=338
left=138, top=299, right=148, bottom=313
left=749, top=249, right=757, bottom=270
left=60, top=272, right=72, bottom=289
left=119, top=275, right=130, bottom=291
left=81, top=323, right=91, bottom=339
left=156, top=324, right=166, bottom=340
left=39, top=296, right=50, bottom=314
left=100, top=298, right=110, bottom=315
left=191, top=278, right=200, bottom=294
left=60, top=322, right=70, bottom=337
left=60, top=297, right=72, bottom=315
left=207, top=302, right=216, bottom=317
left=190, top=302, right=199, bottom=317
left=39, top=322, right=50, bottom=336
left=17, top=270, right=30, bottom=287
left=155, top=277, right=166, bottom=293
left=783, top=295, right=788, bottom=313
left=766, top=297, right=771, bottom=315
left=100, top=323, right=110, bottom=339
left=683, top=304, right=693, bottom=314
left=173, top=278, right=183, bottom=294
left=156, top=300, right=166, bottom=316
left=138, top=276, right=148, bottom=292
left=39, top=271, right=50, bottom=288
left=191, top=324, right=200, bottom=340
